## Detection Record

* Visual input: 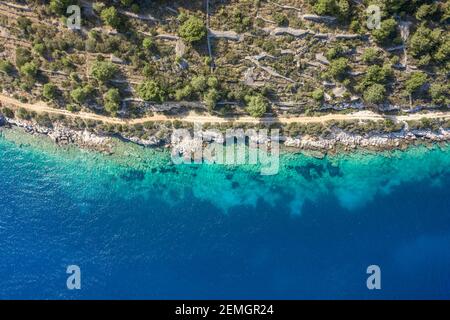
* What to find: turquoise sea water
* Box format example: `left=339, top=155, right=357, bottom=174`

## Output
left=0, top=128, right=449, bottom=299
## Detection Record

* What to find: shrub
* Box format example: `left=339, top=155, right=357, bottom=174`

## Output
left=0, top=59, right=14, bottom=74
left=101, top=6, right=121, bottom=29
left=131, top=4, right=140, bottom=13
left=91, top=61, right=118, bottom=83
left=67, top=104, right=79, bottom=112
left=137, top=80, right=165, bottom=102
left=430, top=83, right=449, bottom=105
left=204, top=88, right=219, bottom=111
left=313, top=0, right=350, bottom=20
left=178, top=15, right=206, bottom=43
left=409, top=25, right=442, bottom=60
left=175, top=85, right=193, bottom=101
left=92, top=2, right=105, bottom=13
left=16, top=107, right=31, bottom=120
left=71, top=85, right=94, bottom=104
left=17, top=17, right=32, bottom=35
left=405, top=72, right=427, bottom=95
left=142, top=63, right=155, bottom=78
left=361, top=48, right=380, bottom=64
left=20, top=62, right=38, bottom=78
left=363, top=84, right=386, bottom=104
left=434, top=39, right=450, bottom=62
left=246, top=95, right=268, bottom=118
left=325, top=45, right=344, bottom=61
left=35, top=113, right=53, bottom=128
left=372, top=18, right=397, bottom=45
left=207, top=76, right=219, bottom=88
left=120, top=0, right=133, bottom=6
left=312, top=89, right=324, bottom=101
left=1, top=107, right=14, bottom=118
left=49, top=0, right=71, bottom=15
left=230, top=9, right=252, bottom=33
left=328, top=57, right=349, bottom=80
left=103, top=88, right=120, bottom=115
left=33, top=43, right=46, bottom=56
left=273, top=12, right=289, bottom=27
left=15, top=48, right=32, bottom=67
left=142, top=37, right=154, bottom=50
left=360, top=65, right=392, bottom=89
left=43, top=83, right=58, bottom=100
left=416, top=3, right=438, bottom=21
left=190, top=75, right=207, bottom=92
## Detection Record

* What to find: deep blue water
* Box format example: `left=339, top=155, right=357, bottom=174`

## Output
left=0, top=130, right=449, bottom=299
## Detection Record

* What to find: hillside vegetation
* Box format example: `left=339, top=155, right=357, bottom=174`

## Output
left=0, top=0, right=448, bottom=120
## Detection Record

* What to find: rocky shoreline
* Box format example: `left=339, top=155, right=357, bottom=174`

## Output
left=283, top=128, right=450, bottom=153
left=1, top=114, right=449, bottom=155
left=0, top=116, right=114, bottom=153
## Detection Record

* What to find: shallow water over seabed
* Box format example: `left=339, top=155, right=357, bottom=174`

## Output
left=0, top=128, right=449, bottom=299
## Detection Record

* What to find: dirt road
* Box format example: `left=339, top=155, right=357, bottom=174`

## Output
left=1, top=93, right=449, bottom=126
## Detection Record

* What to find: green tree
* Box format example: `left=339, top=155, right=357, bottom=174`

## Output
left=273, top=12, right=289, bottom=27
left=313, top=0, right=337, bottom=15
left=175, top=85, right=193, bottom=101
left=312, top=89, right=324, bottom=101
left=372, top=18, right=398, bottom=45
left=328, top=57, right=349, bottom=80
left=33, top=42, right=46, bottom=56
left=361, top=48, right=380, bottom=64
left=204, top=88, right=219, bottom=111
left=178, top=15, right=206, bottom=43
left=416, top=3, right=438, bottom=21
left=434, top=39, right=450, bottom=62
left=360, top=65, right=392, bottom=89
left=104, top=88, right=121, bottom=115
left=92, top=2, right=105, bottom=13
left=325, top=45, right=344, bottom=61
left=430, top=83, right=449, bottom=105
left=337, top=0, right=350, bottom=18
left=43, top=83, right=58, bottom=100
left=207, top=76, right=219, bottom=88
left=405, top=72, right=427, bottom=95
left=313, top=0, right=350, bottom=19
left=137, top=80, right=165, bottom=102
left=246, top=95, right=268, bottom=118
left=71, top=85, right=94, bottom=104
left=91, top=61, right=118, bottom=83
left=101, top=6, right=121, bottom=29
left=190, top=75, right=207, bottom=92
left=20, top=62, right=38, bottom=78
left=363, top=84, right=386, bottom=104
left=49, top=0, right=71, bottom=15
left=409, top=25, right=442, bottom=60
